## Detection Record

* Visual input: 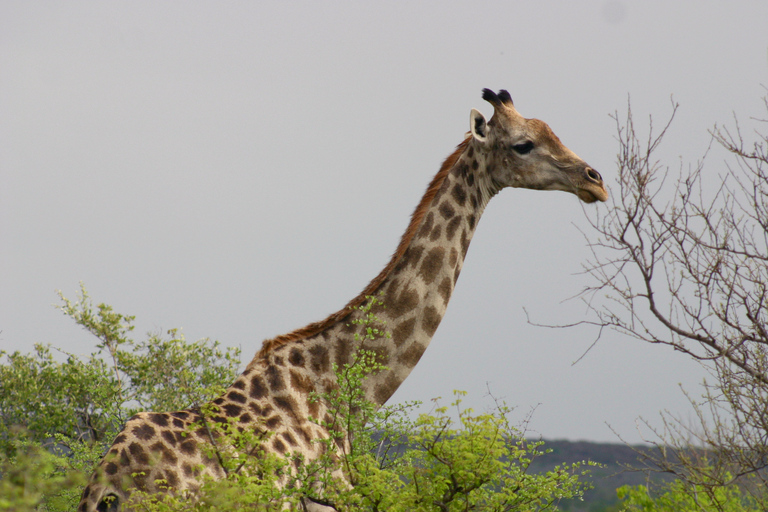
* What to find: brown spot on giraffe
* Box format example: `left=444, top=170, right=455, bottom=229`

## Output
left=150, top=441, right=177, bottom=465
left=308, top=345, right=330, bottom=373
left=132, top=423, right=156, bottom=441
left=118, top=447, right=129, bottom=465
left=417, top=211, right=435, bottom=237
left=132, top=472, right=148, bottom=491
left=438, top=276, right=452, bottom=304
left=398, top=341, right=427, bottom=367
left=288, top=348, right=305, bottom=367
left=281, top=432, right=298, bottom=447
left=227, top=391, right=247, bottom=404
left=295, top=426, right=313, bottom=446
left=160, top=444, right=178, bottom=464
left=460, top=228, right=470, bottom=257
left=274, top=396, right=302, bottom=424
left=289, top=369, right=314, bottom=394
left=149, top=413, right=169, bottom=428
left=385, top=284, right=420, bottom=318
left=451, top=181, right=467, bottom=206
left=392, top=317, right=416, bottom=347
left=179, top=439, right=196, bottom=456
left=266, top=364, right=285, bottom=392
left=421, top=305, right=442, bottom=336
left=181, top=462, right=195, bottom=477
left=374, top=373, right=402, bottom=405
left=449, top=247, right=459, bottom=268
left=439, top=200, right=455, bottom=219
left=128, top=443, right=150, bottom=466
left=446, top=216, right=461, bottom=241
left=265, top=416, right=282, bottom=429
left=429, top=223, right=442, bottom=241
left=223, top=403, right=242, bottom=417
left=334, top=336, right=353, bottom=368
left=419, top=247, right=445, bottom=284
left=272, top=438, right=287, bottom=454
left=307, top=396, right=320, bottom=419
left=164, top=469, right=180, bottom=488
left=397, top=244, right=424, bottom=272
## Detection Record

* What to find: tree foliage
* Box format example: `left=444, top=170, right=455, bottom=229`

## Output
left=0, top=285, right=242, bottom=510
left=618, top=476, right=759, bottom=512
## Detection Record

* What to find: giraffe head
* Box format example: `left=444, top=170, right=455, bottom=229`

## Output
left=470, top=89, right=608, bottom=203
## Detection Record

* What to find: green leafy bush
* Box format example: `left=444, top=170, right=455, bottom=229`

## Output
left=2, top=290, right=591, bottom=511
left=0, top=285, right=241, bottom=511
left=618, top=477, right=761, bottom=512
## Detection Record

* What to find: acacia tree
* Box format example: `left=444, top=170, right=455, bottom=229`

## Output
left=575, top=95, right=768, bottom=507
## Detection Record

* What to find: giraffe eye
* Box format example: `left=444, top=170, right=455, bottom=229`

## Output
left=512, top=141, right=534, bottom=155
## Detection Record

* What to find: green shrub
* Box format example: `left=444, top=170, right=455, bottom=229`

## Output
left=618, top=477, right=761, bottom=512
left=1, top=290, right=591, bottom=511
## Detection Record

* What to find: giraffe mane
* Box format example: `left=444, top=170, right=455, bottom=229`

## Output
left=256, top=134, right=471, bottom=359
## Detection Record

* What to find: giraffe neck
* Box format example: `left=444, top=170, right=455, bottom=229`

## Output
left=254, top=136, right=496, bottom=406
left=77, top=137, right=497, bottom=512
left=357, top=139, right=494, bottom=404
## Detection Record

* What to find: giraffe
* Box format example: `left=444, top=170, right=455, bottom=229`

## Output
left=78, top=89, right=608, bottom=511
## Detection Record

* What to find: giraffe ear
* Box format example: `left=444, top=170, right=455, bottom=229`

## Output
left=470, top=109, right=488, bottom=142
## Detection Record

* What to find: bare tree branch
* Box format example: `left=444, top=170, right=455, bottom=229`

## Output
left=558, top=94, right=768, bottom=504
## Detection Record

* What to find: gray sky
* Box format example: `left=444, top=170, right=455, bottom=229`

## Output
left=2, top=1, right=767, bottom=443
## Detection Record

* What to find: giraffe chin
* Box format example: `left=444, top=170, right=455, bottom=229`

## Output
left=576, top=187, right=609, bottom=203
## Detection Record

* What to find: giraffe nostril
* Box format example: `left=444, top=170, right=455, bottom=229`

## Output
left=586, top=168, right=602, bottom=183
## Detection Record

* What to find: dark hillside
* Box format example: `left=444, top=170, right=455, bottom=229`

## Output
left=532, top=439, right=673, bottom=512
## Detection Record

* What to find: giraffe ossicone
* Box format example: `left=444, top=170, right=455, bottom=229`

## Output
left=79, top=89, right=607, bottom=512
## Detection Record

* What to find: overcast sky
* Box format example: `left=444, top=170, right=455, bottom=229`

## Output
left=2, top=1, right=767, bottom=443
